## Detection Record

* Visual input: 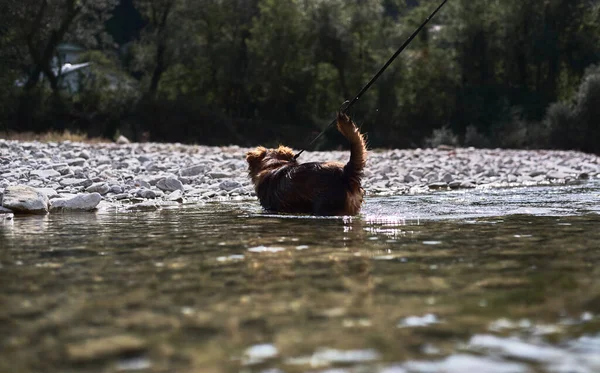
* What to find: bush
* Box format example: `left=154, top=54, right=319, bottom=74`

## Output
left=464, top=125, right=491, bottom=148
left=545, top=101, right=576, bottom=149
left=490, top=107, right=528, bottom=149
left=573, top=66, right=600, bottom=152
left=544, top=64, right=600, bottom=153
left=423, top=126, right=459, bottom=148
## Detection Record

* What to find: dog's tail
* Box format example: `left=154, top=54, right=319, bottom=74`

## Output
left=336, top=112, right=367, bottom=190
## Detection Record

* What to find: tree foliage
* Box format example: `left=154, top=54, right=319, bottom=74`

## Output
left=1, top=0, right=599, bottom=153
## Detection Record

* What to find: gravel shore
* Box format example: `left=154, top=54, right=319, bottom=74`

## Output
left=1, top=139, right=599, bottom=214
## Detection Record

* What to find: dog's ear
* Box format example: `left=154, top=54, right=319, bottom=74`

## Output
left=274, top=145, right=295, bottom=160
left=246, top=146, right=267, bottom=168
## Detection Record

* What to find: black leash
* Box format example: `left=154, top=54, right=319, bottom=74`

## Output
left=294, top=0, right=449, bottom=160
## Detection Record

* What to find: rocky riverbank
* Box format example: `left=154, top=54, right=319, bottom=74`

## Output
left=1, top=139, right=599, bottom=215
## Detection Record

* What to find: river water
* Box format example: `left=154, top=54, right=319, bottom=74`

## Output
left=1, top=181, right=600, bottom=373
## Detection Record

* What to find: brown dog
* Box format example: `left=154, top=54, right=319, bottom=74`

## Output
left=246, top=112, right=367, bottom=215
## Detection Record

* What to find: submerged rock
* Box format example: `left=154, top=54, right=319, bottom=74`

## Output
left=125, top=201, right=160, bottom=211
left=0, top=206, right=13, bottom=214
left=66, top=335, right=146, bottom=362
left=2, top=185, right=49, bottom=214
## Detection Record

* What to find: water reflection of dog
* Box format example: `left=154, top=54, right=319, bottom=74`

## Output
left=246, top=112, right=367, bottom=216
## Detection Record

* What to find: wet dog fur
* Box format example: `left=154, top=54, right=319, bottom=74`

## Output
left=246, top=112, right=367, bottom=216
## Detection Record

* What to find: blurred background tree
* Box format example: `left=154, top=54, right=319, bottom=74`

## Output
left=0, top=0, right=599, bottom=153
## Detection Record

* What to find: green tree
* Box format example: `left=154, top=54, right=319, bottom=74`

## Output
left=132, top=0, right=178, bottom=98
left=8, top=0, right=117, bottom=93
left=246, top=0, right=314, bottom=122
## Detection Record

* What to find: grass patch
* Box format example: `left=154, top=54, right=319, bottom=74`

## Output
left=0, top=130, right=109, bottom=144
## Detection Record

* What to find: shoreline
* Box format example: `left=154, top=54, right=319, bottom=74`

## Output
left=1, top=139, right=599, bottom=215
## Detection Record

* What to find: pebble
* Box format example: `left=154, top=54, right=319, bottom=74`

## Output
left=86, top=182, right=110, bottom=195
left=67, top=158, right=87, bottom=167
left=459, top=180, right=477, bottom=189
left=60, top=178, right=93, bottom=188
left=220, top=180, right=241, bottom=191
left=0, top=206, right=13, bottom=214
left=429, top=182, right=449, bottom=190
left=167, top=189, right=184, bottom=202
left=66, top=335, right=146, bottom=362
left=116, top=135, right=130, bottom=144
left=37, top=188, right=60, bottom=199
left=136, top=189, right=158, bottom=199
left=131, top=179, right=151, bottom=189
left=125, top=202, right=160, bottom=211
left=30, top=169, right=61, bottom=179
left=0, top=140, right=598, bottom=216
left=179, top=165, right=208, bottom=177
left=110, top=185, right=124, bottom=194
left=442, top=173, right=454, bottom=183
left=52, top=164, right=72, bottom=175
left=2, top=185, right=49, bottom=214
left=209, top=171, right=232, bottom=179
left=449, top=181, right=463, bottom=189
left=156, top=177, right=184, bottom=192
left=50, top=193, right=102, bottom=212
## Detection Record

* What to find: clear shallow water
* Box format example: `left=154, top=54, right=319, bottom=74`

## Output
left=1, top=181, right=600, bottom=373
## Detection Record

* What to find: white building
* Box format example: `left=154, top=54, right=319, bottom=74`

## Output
left=15, top=43, right=92, bottom=93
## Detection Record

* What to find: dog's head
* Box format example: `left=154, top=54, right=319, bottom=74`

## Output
left=246, top=146, right=296, bottom=182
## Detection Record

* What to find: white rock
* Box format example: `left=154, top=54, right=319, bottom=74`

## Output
left=67, top=158, right=87, bottom=167
left=116, top=135, right=130, bottom=144
left=179, top=165, right=208, bottom=177
left=60, top=178, right=92, bottom=187
left=125, top=202, right=159, bottom=211
left=109, top=185, right=124, bottom=194
left=2, top=185, right=49, bottom=214
left=219, top=180, right=241, bottom=191
left=403, top=174, right=416, bottom=183
left=36, top=188, right=60, bottom=199
left=136, top=189, right=158, bottom=199
left=131, top=179, right=151, bottom=189
left=209, top=171, right=232, bottom=179
left=442, top=173, right=454, bottom=183
left=546, top=170, right=570, bottom=180
left=52, top=164, right=72, bottom=175
left=86, top=182, right=110, bottom=195
left=50, top=193, right=102, bottom=212
left=30, top=169, right=61, bottom=179
left=156, top=177, right=184, bottom=192
left=167, top=189, right=184, bottom=202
